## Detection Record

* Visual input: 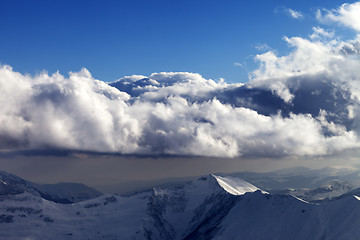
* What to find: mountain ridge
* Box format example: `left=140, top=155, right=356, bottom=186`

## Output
left=0, top=170, right=101, bottom=203
left=1, top=171, right=360, bottom=239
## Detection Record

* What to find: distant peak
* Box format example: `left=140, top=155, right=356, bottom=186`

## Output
left=211, top=174, right=267, bottom=195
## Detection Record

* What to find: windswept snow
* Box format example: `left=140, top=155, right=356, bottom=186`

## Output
left=212, top=174, right=267, bottom=195
left=291, top=195, right=310, bottom=204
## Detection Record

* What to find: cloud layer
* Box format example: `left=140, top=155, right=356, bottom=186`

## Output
left=1, top=2, right=360, bottom=158
left=1, top=61, right=359, bottom=157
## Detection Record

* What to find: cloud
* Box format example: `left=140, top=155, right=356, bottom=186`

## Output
left=248, top=32, right=360, bottom=104
left=286, top=8, right=304, bottom=20
left=309, top=27, right=335, bottom=40
left=233, top=62, right=243, bottom=67
left=317, top=2, right=360, bottom=31
left=1, top=57, right=359, bottom=158
left=275, top=7, right=304, bottom=20
left=111, top=72, right=230, bottom=101
left=254, top=43, right=271, bottom=51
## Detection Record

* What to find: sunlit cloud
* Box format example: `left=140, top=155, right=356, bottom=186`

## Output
left=275, top=7, right=304, bottom=20
left=286, top=8, right=304, bottom=20
left=317, top=2, right=360, bottom=32
left=309, top=27, right=335, bottom=39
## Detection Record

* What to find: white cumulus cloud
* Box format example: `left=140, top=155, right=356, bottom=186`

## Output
left=0, top=62, right=359, bottom=157
left=317, top=2, right=360, bottom=32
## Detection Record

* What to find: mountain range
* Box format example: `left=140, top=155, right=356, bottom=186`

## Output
left=1, top=170, right=360, bottom=239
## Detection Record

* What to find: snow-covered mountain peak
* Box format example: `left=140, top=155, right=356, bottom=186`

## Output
left=211, top=174, right=267, bottom=195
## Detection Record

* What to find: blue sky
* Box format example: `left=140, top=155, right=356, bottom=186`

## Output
left=0, top=0, right=354, bottom=83
left=1, top=0, right=360, bottom=184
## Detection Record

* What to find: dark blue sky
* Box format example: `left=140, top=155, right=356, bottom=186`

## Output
left=0, top=0, right=353, bottom=83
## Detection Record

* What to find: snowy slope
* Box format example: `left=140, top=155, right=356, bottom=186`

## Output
left=0, top=174, right=260, bottom=239
left=286, top=179, right=353, bottom=202
left=213, top=192, right=360, bottom=240
left=0, top=192, right=150, bottom=240
left=34, top=182, right=102, bottom=203
left=1, top=173, right=360, bottom=240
